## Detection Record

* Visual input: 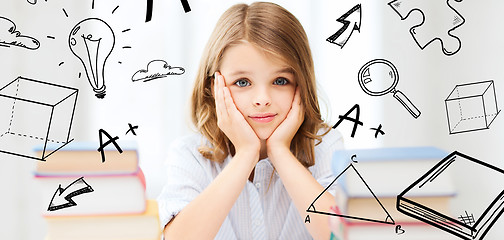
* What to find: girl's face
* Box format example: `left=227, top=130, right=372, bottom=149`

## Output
left=219, top=41, right=297, bottom=140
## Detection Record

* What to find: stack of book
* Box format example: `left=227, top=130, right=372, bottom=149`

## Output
left=34, top=142, right=161, bottom=240
left=329, top=146, right=458, bottom=240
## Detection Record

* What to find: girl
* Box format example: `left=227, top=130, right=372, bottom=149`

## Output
left=158, top=2, right=343, bottom=239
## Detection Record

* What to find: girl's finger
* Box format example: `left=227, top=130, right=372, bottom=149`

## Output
left=214, top=73, right=223, bottom=118
left=218, top=74, right=229, bottom=117
left=289, top=87, right=304, bottom=124
left=215, top=73, right=227, bottom=118
left=289, top=87, right=301, bottom=112
left=223, top=85, right=239, bottom=116
left=295, top=86, right=301, bottom=105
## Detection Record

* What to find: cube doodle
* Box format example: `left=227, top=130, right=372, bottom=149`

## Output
left=0, top=77, right=78, bottom=160
left=445, top=80, right=500, bottom=134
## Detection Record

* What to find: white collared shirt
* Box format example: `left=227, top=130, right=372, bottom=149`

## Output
left=157, top=129, right=344, bottom=239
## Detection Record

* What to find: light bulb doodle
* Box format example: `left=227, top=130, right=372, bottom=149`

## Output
left=69, top=18, right=115, bottom=99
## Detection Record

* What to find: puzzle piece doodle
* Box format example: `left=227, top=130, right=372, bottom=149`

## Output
left=388, top=0, right=465, bottom=56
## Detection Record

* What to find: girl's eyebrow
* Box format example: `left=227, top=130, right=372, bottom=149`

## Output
left=228, top=67, right=294, bottom=77
left=228, top=70, right=252, bottom=76
left=277, top=67, right=294, bottom=75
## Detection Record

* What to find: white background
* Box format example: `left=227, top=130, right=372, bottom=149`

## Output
left=0, top=0, right=502, bottom=239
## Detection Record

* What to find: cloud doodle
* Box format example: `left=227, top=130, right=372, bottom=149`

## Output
left=132, top=60, right=185, bottom=82
left=0, top=16, right=40, bottom=50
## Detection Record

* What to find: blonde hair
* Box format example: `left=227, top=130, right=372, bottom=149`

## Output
left=191, top=2, right=329, bottom=167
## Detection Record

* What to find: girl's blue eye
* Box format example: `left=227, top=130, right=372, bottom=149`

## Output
left=235, top=79, right=250, bottom=87
left=274, top=77, right=289, bottom=85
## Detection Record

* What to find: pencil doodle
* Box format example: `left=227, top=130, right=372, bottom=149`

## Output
left=332, top=104, right=363, bottom=138
left=181, top=0, right=191, bottom=13
left=459, top=211, right=476, bottom=225
left=307, top=163, right=395, bottom=225
left=132, top=60, right=185, bottom=82
left=395, top=225, right=406, bottom=235
left=0, top=16, right=40, bottom=50
left=111, top=5, right=120, bottom=15
left=332, top=104, right=386, bottom=139
left=388, top=0, right=465, bottom=56
left=397, top=151, right=504, bottom=240
left=48, top=177, right=94, bottom=211
left=326, top=4, right=361, bottom=48
left=27, top=0, right=36, bottom=5
left=98, top=123, right=139, bottom=162
left=351, top=154, right=358, bottom=163
left=62, top=8, right=69, bottom=18
left=145, top=0, right=153, bottom=22
left=358, top=59, right=421, bottom=118
left=69, top=18, right=115, bottom=98
left=125, top=123, right=138, bottom=136
left=98, top=129, right=123, bottom=163
left=445, top=80, right=500, bottom=134
left=370, top=124, right=385, bottom=138
left=0, top=77, right=78, bottom=161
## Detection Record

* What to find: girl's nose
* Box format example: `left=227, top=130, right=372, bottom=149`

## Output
left=253, top=88, right=271, bottom=107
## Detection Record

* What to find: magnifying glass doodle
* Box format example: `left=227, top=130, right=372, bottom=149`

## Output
left=358, top=59, right=421, bottom=118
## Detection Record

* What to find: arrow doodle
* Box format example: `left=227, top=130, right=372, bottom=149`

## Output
left=47, top=177, right=94, bottom=211
left=327, top=4, right=362, bottom=48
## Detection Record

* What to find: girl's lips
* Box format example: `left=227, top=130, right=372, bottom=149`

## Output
left=249, top=113, right=277, bottom=123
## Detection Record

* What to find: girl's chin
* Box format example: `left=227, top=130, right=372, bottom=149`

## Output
left=254, top=129, right=275, bottom=141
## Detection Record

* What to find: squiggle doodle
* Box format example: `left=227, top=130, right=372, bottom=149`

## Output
left=388, top=0, right=465, bottom=56
left=0, top=16, right=40, bottom=50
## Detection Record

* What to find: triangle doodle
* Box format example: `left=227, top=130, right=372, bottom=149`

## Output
left=306, top=163, right=395, bottom=225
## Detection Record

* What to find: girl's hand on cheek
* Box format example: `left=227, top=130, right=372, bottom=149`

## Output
left=267, top=86, right=304, bottom=153
left=214, top=72, right=261, bottom=155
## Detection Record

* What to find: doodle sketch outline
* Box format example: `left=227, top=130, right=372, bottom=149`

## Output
left=388, top=0, right=465, bottom=56
left=132, top=60, right=185, bottom=82
left=445, top=80, right=501, bottom=135
left=0, top=16, right=40, bottom=50
left=307, top=163, right=395, bottom=225
left=397, top=151, right=504, bottom=240
left=326, top=4, right=362, bottom=48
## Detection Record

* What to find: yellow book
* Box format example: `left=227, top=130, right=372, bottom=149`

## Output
left=36, top=141, right=139, bottom=176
